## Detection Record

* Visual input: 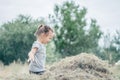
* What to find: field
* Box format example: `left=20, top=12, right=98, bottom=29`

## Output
left=0, top=53, right=120, bottom=80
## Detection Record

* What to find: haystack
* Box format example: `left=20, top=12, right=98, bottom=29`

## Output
left=42, top=53, right=117, bottom=80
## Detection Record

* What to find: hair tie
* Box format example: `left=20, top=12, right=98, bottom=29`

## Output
left=38, top=24, right=44, bottom=30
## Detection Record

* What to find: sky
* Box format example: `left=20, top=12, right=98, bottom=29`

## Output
left=0, top=0, right=120, bottom=35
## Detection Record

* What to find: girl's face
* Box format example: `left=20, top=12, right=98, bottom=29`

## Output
left=39, top=31, right=54, bottom=44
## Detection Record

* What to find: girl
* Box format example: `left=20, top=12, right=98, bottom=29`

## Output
left=28, top=25, right=54, bottom=75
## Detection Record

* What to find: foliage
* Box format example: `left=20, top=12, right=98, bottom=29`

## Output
left=49, top=1, right=102, bottom=57
left=108, top=31, right=120, bottom=63
left=111, top=31, right=120, bottom=62
left=0, top=15, right=44, bottom=65
left=100, top=31, right=120, bottom=63
left=46, top=41, right=62, bottom=64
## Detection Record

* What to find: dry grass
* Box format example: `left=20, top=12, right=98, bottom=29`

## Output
left=0, top=53, right=119, bottom=80
left=110, top=65, right=120, bottom=79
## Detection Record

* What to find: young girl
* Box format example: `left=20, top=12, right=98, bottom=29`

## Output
left=28, top=25, right=54, bottom=75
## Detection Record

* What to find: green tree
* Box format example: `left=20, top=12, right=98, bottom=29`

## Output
left=0, top=15, right=45, bottom=65
left=102, top=34, right=112, bottom=63
left=50, top=1, right=102, bottom=57
left=109, top=31, right=120, bottom=62
left=101, top=31, right=120, bottom=63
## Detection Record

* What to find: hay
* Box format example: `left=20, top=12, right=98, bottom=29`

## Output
left=43, top=53, right=117, bottom=80
left=0, top=53, right=118, bottom=80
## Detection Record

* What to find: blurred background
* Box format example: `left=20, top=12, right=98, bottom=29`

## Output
left=0, top=0, right=120, bottom=65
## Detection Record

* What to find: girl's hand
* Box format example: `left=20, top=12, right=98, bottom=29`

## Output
left=28, top=52, right=35, bottom=61
left=27, top=47, right=38, bottom=62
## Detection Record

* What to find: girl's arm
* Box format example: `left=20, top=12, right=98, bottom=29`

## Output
left=28, top=47, right=38, bottom=61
